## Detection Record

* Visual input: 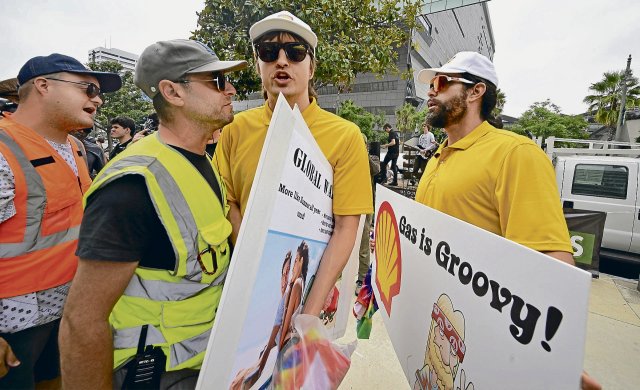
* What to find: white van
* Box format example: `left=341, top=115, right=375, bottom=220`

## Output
left=547, top=137, right=640, bottom=264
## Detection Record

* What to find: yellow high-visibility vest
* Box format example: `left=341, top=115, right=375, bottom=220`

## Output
left=85, top=133, right=231, bottom=371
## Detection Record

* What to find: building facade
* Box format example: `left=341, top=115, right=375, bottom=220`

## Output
left=88, top=47, right=139, bottom=73
left=233, top=2, right=495, bottom=128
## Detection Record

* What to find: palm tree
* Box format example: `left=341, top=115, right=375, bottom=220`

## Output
left=583, top=70, right=640, bottom=130
left=492, top=88, right=506, bottom=118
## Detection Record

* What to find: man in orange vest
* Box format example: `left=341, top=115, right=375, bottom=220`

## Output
left=0, top=53, right=121, bottom=388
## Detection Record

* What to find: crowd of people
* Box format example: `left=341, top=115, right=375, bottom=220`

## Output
left=0, top=9, right=600, bottom=390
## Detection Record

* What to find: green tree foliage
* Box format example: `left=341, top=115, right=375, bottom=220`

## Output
left=87, top=61, right=153, bottom=131
left=583, top=70, right=640, bottom=128
left=395, top=103, right=426, bottom=139
left=192, top=0, right=424, bottom=99
left=336, top=100, right=385, bottom=142
left=510, top=100, right=588, bottom=140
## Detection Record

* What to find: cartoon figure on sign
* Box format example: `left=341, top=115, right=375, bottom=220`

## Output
left=414, top=294, right=473, bottom=390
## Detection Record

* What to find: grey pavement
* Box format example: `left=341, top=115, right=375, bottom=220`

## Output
left=338, top=273, right=640, bottom=389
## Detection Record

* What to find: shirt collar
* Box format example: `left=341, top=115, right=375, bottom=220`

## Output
left=444, top=121, right=493, bottom=151
left=262, top=98, right=319, bottom=125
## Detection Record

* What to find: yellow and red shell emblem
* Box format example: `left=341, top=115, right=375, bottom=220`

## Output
left=374, top=201, right=402, bottom=316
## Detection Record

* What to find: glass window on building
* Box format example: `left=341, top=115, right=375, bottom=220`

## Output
left=420, top=16, right=433, bottom=36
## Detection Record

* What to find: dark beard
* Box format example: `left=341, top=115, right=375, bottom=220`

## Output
left=426, top=92, right=468, bottom=129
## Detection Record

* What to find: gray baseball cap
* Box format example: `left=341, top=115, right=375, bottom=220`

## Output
left=134, top=39, right=247, bottom=98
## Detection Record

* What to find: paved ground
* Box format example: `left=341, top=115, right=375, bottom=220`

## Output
left=338, top=273, right=640, bottom=389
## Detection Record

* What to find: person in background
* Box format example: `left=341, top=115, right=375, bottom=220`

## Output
left=0, top=53, right=120, bottom=389
left=70, top=128, right=106, bottom=178
left=410, top=122, right=437, bottom=186
left=108, top=116, right=135, bottom=159
left=131, top=112, right=160, bottom=144
left=380, top=123, right=400, bottom=186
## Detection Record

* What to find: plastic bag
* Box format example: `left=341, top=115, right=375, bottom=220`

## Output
left=270, top=314, right=356, bottom=390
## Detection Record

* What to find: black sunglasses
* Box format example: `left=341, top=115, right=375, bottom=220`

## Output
left=178, top=72, right=226, bottom=91
left=254, top=42, right=310, bottom=63
left=44, top=77, right=101, bottom=98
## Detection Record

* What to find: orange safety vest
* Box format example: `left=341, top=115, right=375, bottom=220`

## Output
left=0, top=114, right=91, bottom=298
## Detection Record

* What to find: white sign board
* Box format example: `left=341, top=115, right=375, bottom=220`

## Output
left=372, top=186, right=591, bottom=390
left=196, top=95, right=360, bottom=389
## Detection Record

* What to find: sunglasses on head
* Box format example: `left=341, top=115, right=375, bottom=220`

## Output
left=44, top=77, right=101, bottom=98
left=178, top=72, right=227, bottom=91
left=429, top=75, right=476, bottom=93
left=254, top=42, right=310, bottom=63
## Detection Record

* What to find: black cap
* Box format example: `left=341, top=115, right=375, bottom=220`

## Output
left=17, top=53, right=122, bottom=93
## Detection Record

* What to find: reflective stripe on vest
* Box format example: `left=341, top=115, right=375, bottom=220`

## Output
left=0, top=226, right=80, bottom=257
left=113, top=324, right=167, bottom=350
left=98, top=156, right=211, bottom=282
left=0, top=130, right=47, bottom=255
left=169, top=328, right=212, bottom=369
left=113, top=324, right=211, bottom=369
left=0, top=130, right=82, bottom=256
left=122, top=272, right=226, bottom=301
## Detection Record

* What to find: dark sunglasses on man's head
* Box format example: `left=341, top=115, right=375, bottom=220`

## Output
left=254, top=42, right=310, bottom=63
left=44, top=77, right=101, bottom=98
left=178, top=72, right=226, bottom=91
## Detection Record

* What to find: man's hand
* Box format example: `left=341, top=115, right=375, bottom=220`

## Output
left=581, top=371, right=601, bottom=390
left=0, top=337, right=19, bottom=378
left=131, top=130, right=148, bottom=143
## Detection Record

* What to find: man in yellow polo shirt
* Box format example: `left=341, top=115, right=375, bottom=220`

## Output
left=415, top=51, right=600, bottom=390
left=215, top=11, right=372, bottom=316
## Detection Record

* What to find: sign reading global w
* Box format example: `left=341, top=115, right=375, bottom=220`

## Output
left=422, top=0, right=491, bottom=14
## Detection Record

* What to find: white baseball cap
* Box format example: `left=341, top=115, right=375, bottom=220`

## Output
left=249, top=11, right=318, bottom=50
left=417, top=51, right=498, bottom=87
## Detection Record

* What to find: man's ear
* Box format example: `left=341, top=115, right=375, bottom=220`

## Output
left=254, top=52, right=262, bottom=77
left=467, top=82, right=486, bottom=104
left=158, top=80, right=185, bottom=107
left=32, top=78, right=49, bottom=95
left=309, top=61, right=315, bottom=80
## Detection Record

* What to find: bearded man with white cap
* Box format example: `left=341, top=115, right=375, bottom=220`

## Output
left=215, top=11, right=372, bottom=317
left=414, top=52, right=601, bottom=390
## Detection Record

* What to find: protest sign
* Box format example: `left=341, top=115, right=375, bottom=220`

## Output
left=196, top=95, right=360, bottom=389
left=564, top=208, right=606, bottom=277
left=373, top=186, right=591, bottom=390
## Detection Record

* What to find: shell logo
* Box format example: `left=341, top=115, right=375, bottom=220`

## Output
left=374, top=201, right=402, bottom=316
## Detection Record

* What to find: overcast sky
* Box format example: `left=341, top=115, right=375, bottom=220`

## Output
left=2, top=0, right=638, bottom=117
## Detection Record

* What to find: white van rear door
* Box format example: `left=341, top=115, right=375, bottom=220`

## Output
left=561, top=160, right=637, bottom=252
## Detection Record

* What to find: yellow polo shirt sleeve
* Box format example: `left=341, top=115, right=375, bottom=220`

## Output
left=327, top=123, right=373, bottom=215
left=214, top=124, right=237, bottom=205
left=495, top=144, right=572, bottom=252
